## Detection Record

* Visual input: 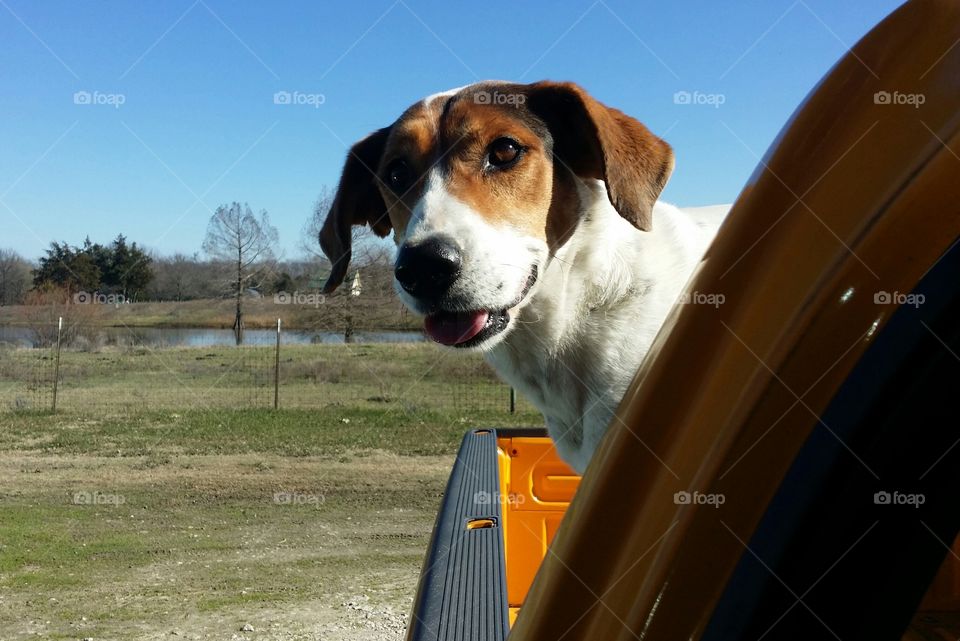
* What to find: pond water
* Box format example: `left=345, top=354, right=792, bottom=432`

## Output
left=0, top=325, right=426, bottom=348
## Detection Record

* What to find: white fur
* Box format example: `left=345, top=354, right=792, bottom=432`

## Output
left=396, top=168, right=548, bottom=337
left=422, top=86, right=465, bottom=109
left=485, top=181, right=728, bottom=472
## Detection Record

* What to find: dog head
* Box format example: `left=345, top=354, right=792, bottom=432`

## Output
left=320, top=81, right=674, bottom=350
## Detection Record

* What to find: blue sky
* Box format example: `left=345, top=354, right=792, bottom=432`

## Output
left=0, top=0, right=904, bottom=261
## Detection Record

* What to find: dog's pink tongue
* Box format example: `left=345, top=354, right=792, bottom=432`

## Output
left=424, top=310, right=488, bottom=346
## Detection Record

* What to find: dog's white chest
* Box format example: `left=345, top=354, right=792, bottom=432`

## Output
left=485, top=199, right=726, bottom=473
left=488, top=302, right=655, bottom=473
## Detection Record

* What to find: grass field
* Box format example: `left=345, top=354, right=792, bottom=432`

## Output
left=0, top=296, right=422, bottom=331
left=0, top=341, right=537, bottom=416
left=0, top=341, right=543, bottom=640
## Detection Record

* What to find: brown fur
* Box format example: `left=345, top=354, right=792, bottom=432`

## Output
left=319, top=127, right=392, bottom=294
left=524, top=81, right=674, bottom=232
left=441, top=97, right=554, bottom=239
left=320, top=81, right=674, bottom=292
left=375, top=100, right=445, bottom=236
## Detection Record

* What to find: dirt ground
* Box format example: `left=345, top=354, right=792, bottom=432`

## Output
left=0, top=450, right=454, bottom=641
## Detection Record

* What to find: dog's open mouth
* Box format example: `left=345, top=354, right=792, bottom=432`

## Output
left=423, top=266, right=538, bottom=348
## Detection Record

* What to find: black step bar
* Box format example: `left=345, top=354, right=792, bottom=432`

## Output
left=406, top=428, right=510, bottom=641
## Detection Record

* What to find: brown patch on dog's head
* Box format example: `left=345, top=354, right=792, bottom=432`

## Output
left=430, top=81, right=673, bottom=246
left=439, top=89, right=555, bottom=240
left=523, top=81, right=674, bottom=232
left=320, top=81, right=674, bottom=291
left=371, top=99, right=447, bottom=238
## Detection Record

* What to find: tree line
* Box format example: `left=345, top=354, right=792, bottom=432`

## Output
left=31, top=235, right=152, bottom=300
left=0, top=190, right=395, bottom=316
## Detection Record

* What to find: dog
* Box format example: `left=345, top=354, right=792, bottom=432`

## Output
left=320, top=81, right=728, bottom=473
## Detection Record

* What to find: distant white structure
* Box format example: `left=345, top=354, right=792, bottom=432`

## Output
left=350, top=270, right=362, bottom=297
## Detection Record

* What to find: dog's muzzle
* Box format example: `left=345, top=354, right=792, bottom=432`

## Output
left=422, top=265, right=538, bottom=348
left=394, top=236, right=462, bottom=302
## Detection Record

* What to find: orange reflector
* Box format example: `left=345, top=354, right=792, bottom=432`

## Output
left=465, top=517, right=498, bottom=530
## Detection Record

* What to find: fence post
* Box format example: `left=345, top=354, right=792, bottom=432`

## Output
left=509, top=387, right=516, bottom=414
left=274, top=318, right=281, bottom=410
left=52, top=316, right=63, bottom=413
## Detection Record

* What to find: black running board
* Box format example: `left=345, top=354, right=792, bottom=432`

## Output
left=406, top=428, right=510, bottom=641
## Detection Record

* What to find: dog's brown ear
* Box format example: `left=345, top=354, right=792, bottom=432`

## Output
left=526, top=81, right=674, bottom=231
left=319, top=127, right=393, bottom=293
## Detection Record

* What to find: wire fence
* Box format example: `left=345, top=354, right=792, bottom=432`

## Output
left=0, top=318, right=534, bottom=416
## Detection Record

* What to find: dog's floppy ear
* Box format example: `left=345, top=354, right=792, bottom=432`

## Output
left=526, top=81, right=674, bottom=231
left=319, top=127, right=393, bottom=293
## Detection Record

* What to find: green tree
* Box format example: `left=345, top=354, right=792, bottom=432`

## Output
left=107, top=234, right=152, bottom=300
left=81, top=237, right=112, bottom=283
left=33, top=242, right=101, bottom=294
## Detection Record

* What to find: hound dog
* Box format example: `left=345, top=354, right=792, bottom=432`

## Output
left=321, top=81, right=728, bottom=473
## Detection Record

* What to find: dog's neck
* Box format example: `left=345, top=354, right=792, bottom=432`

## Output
left=485, top=180, right=701, bottom=472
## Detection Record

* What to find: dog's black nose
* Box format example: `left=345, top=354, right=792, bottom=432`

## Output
left=395, top=237, right=462, bottom=300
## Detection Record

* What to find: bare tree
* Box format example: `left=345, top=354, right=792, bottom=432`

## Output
left=299, top=186, right=335, bottom=260
left=0, top=249, right=32, bottom=305
left=149, top=252, right=198, bottom=301
left=301, top=187, right=394, bottom=268
left=202, top=202, right=278, bottom=342
left=300, top=188, right=399, bottom=338
left=146, top=253, right=227, bottom=301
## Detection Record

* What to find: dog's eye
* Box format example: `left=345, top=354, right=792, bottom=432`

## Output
left=385, top=160, right=410, bottom=194
left=487, top=138, right=522, bottom=168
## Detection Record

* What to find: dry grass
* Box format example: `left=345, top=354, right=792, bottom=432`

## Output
left=0, top=341, right=537, bottom=416
left=0, top=450, right=453, bottom=640
left=0, top=335, right=545, bottom=639
left=0, top=296, right=422, bottom=331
